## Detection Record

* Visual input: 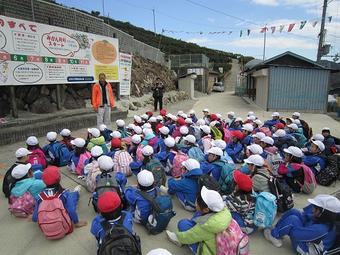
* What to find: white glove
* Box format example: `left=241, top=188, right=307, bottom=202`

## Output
left=160, top=185, right=169, bottom=194
left=166, top=230, right=182, bottom=247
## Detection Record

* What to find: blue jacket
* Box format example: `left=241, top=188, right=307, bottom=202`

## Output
left=200, top=160, right=222, bottom=181
left=90, top=211, right=134, bottom=243
left=263, top=119, right=280, bottom=128
left=101, top=129, right=112, bottom=142
left=168, top=124, right=176, bottom=135
left=226, top=141, right=244, bottom=163
left=124, top=187, right=158, bottom=223
left=32, top=188, right=80, bottom=224
left=191, top=115, right=198, bottom=123
left=11, top=178, right=46, bottom=200
left=168, top=168, right=202, bottom=207
left=303, top=155, right=326, bottom=174
left=156, top=137, right=167, bottom=153
left=155, top=150, right=175, bottom=168
left=241, top=135, right=253, bottom=147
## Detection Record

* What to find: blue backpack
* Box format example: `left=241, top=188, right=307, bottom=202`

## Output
left=253, top=191, right=277, bottom=228
left=139, top=191, right=176, bottom=235
left=48, top=142, right=71, bottom=167
left=214, top=161, right=235, bottom=195
left=188, top=146, right=205, bottom=162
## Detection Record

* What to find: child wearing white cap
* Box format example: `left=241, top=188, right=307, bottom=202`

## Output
left=128, top=135, right=142, bottom=160
left=264, top=194, right=340, bottom=254
left=201, top=147, right=230, bottom=181
left=59, top=129, right=75, bottom=151
left=286, top=123, right=307, bottom=148
left=26, top=136, right=47, bottom=169
left=157, top=126, right=170, bottom=153
left=116, top=119, right=130, bottom=138
left=42, top=131, right=71, bottom=167
left=84, top=146, right=104, bottom=192
left=198, top=125, right=212, bottom=154
left=98, top=124, right=112, bottom=143
left=263, top=112, right=281, bottom=129
left=68, top=138, right=91, bottom=176
left=188, top=109, right=198, bottom=123
left=166, top=186, right=231, bottom=255
left=244, top=155, right=271, bottom=193
left=185, top=135, right=205, bottom=162
left=87, top=128, right=109, bottom=154
left=302, top=140, right=327, bottom=176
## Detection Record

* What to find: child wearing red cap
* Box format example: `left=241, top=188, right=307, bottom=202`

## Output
left=91, top=191, right=136, bottom=248
left=32, top=166, right=87, bottom=229
left=226, top=131, right=245, bottom=163
left=224, top=170, right=256, bottom=234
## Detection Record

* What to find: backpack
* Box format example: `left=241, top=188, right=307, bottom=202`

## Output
left=145, top=159, right=166, bottom=187
left=259, top=127, right=272, bottom=137
left=188, top=146, right=205, bottom=162
left=2, top=164, right=18, bottom=199
left=316, top=155, right=339, bottom=186
left=266, top=152, right=283, bottom=176
left=171, top=150, right=189, bottom=177
left=138, top=191, right=176, bottom=235
left=223, top=128, right=232, bottom=144
left=8, top=192, right=35, bottom=218
left=48, top=142, right=71, bottom=167
left=191, top=174, right=221, bottom=193
left=37, top=191, right=73, bottom=240
left=98, top=216, right=142, bottom=255
left=210, top=219, right=250, bottom=255
left=291, top=163, right=317, bottom=194
left=253, top=191, right=277, bottom=228
left=85, top=161, right=101, bottom=192
left=258, top=173, right=294, bottom=213
left=211, top=126, right=223, bottom=140
left=136, top=144, right=144, bottom=161
left=27, top=151, right=45, bottom=167
left=213, top=161, right=235, bottom=195
left=113, top=151, right=133, bottom=176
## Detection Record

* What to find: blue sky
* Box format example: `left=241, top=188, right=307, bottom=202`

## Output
left=57, top=0, right=340, bottom=61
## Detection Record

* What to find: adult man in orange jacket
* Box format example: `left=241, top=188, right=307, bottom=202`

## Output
left=92, top=73, right=115, bottom=128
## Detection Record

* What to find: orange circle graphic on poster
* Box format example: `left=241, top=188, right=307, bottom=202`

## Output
left=91, top=40, right=117, bottom=64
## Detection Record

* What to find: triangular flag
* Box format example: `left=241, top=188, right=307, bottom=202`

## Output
left=312, top=21, right=318, bottom=27
left=247, top=29, right=251, bottom=36
left=260, top=27, right=268, bottom=33
left=288, top=23, right=295, bottom=32
left=271, top=26, right=276, bottom=34
left=300, top=21, right=307, bottom=29
left=279, top=25, right=285, bottom=32
left=240, top=30, right=243, bottom=37
left=328, top=16, right=332, bottom=23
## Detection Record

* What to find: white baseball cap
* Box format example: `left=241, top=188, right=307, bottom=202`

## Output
left=283, top=146, right=304, bottom=158
left=235, top=117, right=243, bottom=122
left=227, top=111, right=235, bottom=117
left=248, top=111, right=254, bottom=116
left=207, top=147, right=223, bottom=157
left=15, top=148, right=32, bottom=158
left=134, top=115, right=142, bottom=123
left=308, top=194, right=340, bottom=213
left=209, top=121, right=218, bottom=127
left=242, top=123, right=254, bottom=132
left=127, top=123, right=135, bottom=130
left=110, top=131, right=122, bottom=139
left=149, top=117, right=157, bottom=123
left=164, top=137, right=175, bottom=148
left=244, top=154, right=264, bottom=166
left=184, top=135, right=196, bottom=144
left=312, top=134, right=324, bottom=142
left=273, top=129, right=286, bottom=138
left=131, top=134, right=142, bottom=144
left=11, top=163, right=32, bottom=179
left=252, top=132, right=266, bottom=140
left=88, top=128, right=101, bottom=138
left=60, top=128, right=71, bottom=137
left=254, top=119, right=263, bottom=126
left=247, top=144, right=263, bottom=155
left=142, top=145, right=154, bottom=156
left=99, top=124, right=107, bottom=132
left=189, top=109, right=195, bottom=115
left=159, top=126, right=170, bottom=135
left=141, top=114, right=149, bottom=120
left=71, top=137, right=86, bottom=148
left=247, top=115, right=256, bottom=121
left=293, top=119, right=301, bottom=126
left=91, top=146, right=103, bottom=157
left=143, top=128, right=153, bottom=135
left=116, top=119, right=125, bottom=127
left=180, top=113, right=188, bottom=119
left=201, top=125, right=211, bottom=134
left=26, top=136, right=39, bottom=146
left=156, top=115, right=163, bottom=121
left=133, top=126, right=143, bottom=135
left=185, top=118, right=193, bottom=124
left=201, top=186, right=224, bottom=212
left=211, top=139, right=226, bottom=150
left=216, top=113, right=222, bottom=119
left=312, top=140, right=325, bottom=152
left=98, top=155, right=114, bottom=171
left=322, top=127, right=330, bottom=132
left=293, top=112, right=301, bottom=117
left=261, top=136, right=274, bottom=146
left=196, top=119, right=205, bottom=126
left=180, top=126, right=189, bottom=135
left=147, top=249, right=172, bottom=255
left=182, top=158, right=200, bottom=171
left=203, top=108, right=210, bottom=113
left=177, top=110, right=184, bottom=116
left=137, top=170, right=154, bottom=187
left=170, top=114, right=178, bottom=121
left=142, top=123, right=152, bottom=129
left=287, top=124, right=298, bottom=130
left=46, top=131, right=58, bottom=142
left=272, top=112, right=280, bottom=117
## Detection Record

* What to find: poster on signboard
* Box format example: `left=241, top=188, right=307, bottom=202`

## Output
left=119, top=53, right=132, bottom=96
left=0, top=15, right=119, bottom=86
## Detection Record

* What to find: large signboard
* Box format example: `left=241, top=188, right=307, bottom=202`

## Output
left=119, top=53, right=132, bottom=96
left=0, top=15, right=119, bottom=86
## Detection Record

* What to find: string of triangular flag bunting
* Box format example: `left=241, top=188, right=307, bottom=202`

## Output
left=161, top=16, right=333, bottom=37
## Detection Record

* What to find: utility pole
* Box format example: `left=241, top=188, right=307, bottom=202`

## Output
left=263, top=25, right=267, bottom=61
left=153, top=9, right=156, bottom=36
left=317, top=0, right=328, bottom=62
left=102, top=0, right=105, bottom=18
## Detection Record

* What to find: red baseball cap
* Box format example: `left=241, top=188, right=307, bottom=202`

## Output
left=177, top=117, right=186, bottom=126
left=233, top=170, right=252, bottom=192
left=231, top=130, right=244, bottom=141
left=210, top=114, right=218, bottom=121
left=275, top=123, right=285, bottom=129
left=146, top=111, right=153, bottom=117
left=111, top=138, right=121, bottom=149
left=42, top=166, right=61, bottom=186
left=160, top=109, right=167, bottom=116
left=97, top=191, right=122, bottom=213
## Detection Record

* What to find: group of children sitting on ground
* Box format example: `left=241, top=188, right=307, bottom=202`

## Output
left=3, top=108, right=340, bottom=255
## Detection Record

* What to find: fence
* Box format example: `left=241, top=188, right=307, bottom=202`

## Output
left=0, top=0, right=166, bottom=65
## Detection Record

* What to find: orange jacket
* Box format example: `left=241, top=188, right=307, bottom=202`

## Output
left=91, top=82, right=115, bottom=109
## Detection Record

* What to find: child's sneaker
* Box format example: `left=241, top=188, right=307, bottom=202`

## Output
left=73, top=185, right=82, bottom=193
left=166, top=230, right=182, bottom=247
left=264, top=228, right=283, bottom=248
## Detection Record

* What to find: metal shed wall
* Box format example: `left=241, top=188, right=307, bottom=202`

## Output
left=267, top=67, right=329, bottom=112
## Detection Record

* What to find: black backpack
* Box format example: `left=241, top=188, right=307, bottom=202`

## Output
left=98, top=216, right=142, bottom=255
left=258, top=173, right=294, bottom=213
left=190, top=174, right=221, bottom=193
left=316, top=155, right=339, bottom=186
left=322, top=214, right=340, bottom=255
left=2, top=163, right=19, bottom=200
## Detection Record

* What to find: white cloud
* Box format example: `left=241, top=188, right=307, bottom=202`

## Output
left=186, top=37, right=211, bottom=44
left=251, top=0, right=278, bottom=6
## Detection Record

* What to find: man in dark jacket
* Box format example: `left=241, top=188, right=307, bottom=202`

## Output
left=152, top=78, right=165, bottom=111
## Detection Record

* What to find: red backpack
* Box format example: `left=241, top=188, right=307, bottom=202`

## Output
left=171, top=151, right=189, bottom=177
left=8, top=192, right=35, bottom=218
left=38, top=192, right=73, bottom=240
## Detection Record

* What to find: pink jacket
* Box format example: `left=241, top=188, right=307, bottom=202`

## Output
left=76, top=152, right=91, bottom=176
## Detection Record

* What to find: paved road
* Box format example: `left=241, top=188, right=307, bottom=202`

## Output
left=0, top=91, right=339, bottom=255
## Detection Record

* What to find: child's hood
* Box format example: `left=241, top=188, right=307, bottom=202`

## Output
left=90, top=136, right=105, bottom=145
left=196, top=208, right=231, bottom=233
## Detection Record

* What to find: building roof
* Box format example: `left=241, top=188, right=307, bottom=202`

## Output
left=245, top=51, right=328, bottom=72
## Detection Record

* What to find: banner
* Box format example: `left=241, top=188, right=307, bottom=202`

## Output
left=119, top=53, right=132, bottom=96
left=0, top=15, right=119, bottom=86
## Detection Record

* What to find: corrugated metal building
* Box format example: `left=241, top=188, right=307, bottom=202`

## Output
left=244, top=51, right=330, bottom=113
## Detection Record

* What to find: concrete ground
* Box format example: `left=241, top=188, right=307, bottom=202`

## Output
left=0, top=91, right=339, bottom=255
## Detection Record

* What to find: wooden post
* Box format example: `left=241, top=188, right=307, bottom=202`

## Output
left=10, top=86, right=18, bottom=118
left=56, top=85, right=62, bottom=110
